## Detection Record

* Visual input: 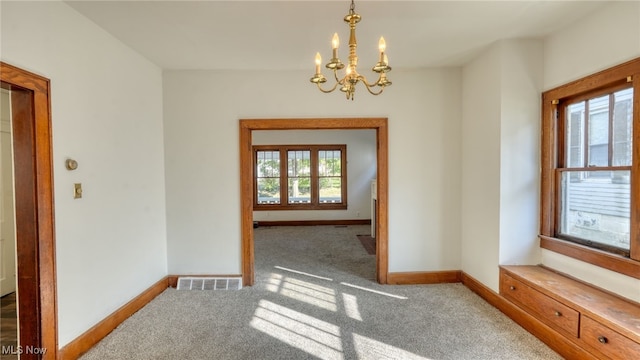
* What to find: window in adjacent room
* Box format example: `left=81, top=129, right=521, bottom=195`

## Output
left=254, top=145, right=347, bottom=210
left=540, top=58, right=639, bottom=278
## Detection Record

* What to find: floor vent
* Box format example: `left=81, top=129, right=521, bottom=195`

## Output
left=176, top=277, right=242, bottom=290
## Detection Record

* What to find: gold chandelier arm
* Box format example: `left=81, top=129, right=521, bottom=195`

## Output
left=333, top=70, right=342, bottom=83
left=357, top=75, right=385, bottom=96
left=316, top=81, right=341, bottom=93
left=358, top=74, right=378, bottom=88
left=363, top=82, right=384, bottom=96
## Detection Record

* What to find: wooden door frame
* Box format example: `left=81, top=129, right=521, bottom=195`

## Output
left=1, top=62, right=57, bottom=359
left=239, top=118, right=388, bottom=285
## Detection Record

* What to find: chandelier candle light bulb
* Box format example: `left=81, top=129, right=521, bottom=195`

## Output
left=315, top=52, right=322, bottom=74
left=309, top=0, right=391, bottom=100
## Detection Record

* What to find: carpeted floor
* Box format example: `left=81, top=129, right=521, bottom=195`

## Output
left=80, top=225, right=561, bottom=360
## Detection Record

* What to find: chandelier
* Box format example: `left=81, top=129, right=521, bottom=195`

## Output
left=310, top=0, right=392, bottom=100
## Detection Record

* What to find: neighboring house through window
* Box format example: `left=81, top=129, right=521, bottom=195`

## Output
left=559, top=87, right=633, bottom=255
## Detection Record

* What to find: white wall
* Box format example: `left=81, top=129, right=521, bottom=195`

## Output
left=498, top=40, right=543, bottom=267
left=461, top=39, right=544, bottom=292
left=461, top=43, right=502, bottom=291
left=542, top=0, right=640, bottom=302
left=252, top=129, right=376, bottom=222
left=163, top=67, right=463, bottom=275
left=1, top=1, right=167, bottom=347
left=544, top=1, right=640, bottom=90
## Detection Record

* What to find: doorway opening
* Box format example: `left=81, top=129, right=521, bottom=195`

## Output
left=0, top=62, right=57, bottom=359
left=1, top=88, right=18, bottom=357
left=239, top=118, right=388, bottom=286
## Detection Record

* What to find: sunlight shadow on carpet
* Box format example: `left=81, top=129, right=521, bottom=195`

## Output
left=340, top=282, right=408, bottom=300
left=251, top=299, right=343, bottom=359
left=274, top=266, right=334, bottom=281
left=353, top=333, right=433, bottom=360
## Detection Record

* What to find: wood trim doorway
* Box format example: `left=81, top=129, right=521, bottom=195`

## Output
left=1, top=62, right=57, bottom=359
left=239, top=118, right=388, bottom=286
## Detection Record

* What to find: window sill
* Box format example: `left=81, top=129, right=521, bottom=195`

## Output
left=254, top=204, right=348, bottom=211
left=540, top=235, right=640, bottom=280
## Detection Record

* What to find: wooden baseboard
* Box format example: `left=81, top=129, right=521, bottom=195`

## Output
left=58, top=277, right=169, bottom=360
left=167, top=274, right=243, bottom=288
left=255, top=219, right=370, bottom=227
left=460, top=272, right=596, bottom=360
left=387, top=270, right=462, bottom=284
left=460, top=272, right=502, bottom=306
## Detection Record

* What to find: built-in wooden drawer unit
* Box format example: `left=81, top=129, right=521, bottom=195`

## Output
left=579, top=315, right=640, bottom=360
left=500, top=272, right=579, bottom=338
left=500, top=265, right=640, bottom=360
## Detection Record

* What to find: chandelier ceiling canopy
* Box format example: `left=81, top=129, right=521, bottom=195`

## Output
left=310, top=0, right=391, bottom=101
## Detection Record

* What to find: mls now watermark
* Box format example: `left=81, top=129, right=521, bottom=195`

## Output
left=1, top=345, right=48, bottom=355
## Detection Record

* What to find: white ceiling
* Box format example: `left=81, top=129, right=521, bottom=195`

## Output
left=65, top=0, right=609, bottom=71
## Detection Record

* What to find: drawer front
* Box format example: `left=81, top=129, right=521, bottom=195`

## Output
left=580, top=315, right=640, bottom=360
left=501, top=273, right=579, bottom=338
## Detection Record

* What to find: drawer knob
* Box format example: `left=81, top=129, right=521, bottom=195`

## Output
left=554, top=311, right=562, bottom=317
left=509, top=286, right=516, bottom=290
left=598, top=336, right=608, bottom=344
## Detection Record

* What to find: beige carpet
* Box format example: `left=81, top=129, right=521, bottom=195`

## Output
left=80, top=225, right=561, bottom=360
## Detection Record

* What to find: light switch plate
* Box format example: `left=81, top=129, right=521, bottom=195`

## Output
left=74, top=183, right=82, bottom=199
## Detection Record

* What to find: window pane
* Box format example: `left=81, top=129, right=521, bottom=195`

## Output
left=318, top=150, right=342, bottom=203
left=587, top=95, right=609, bottom=167
left=256, top=150, right=280, bottom=204
left=559, top=170, right=630, bottom=251
left=319, top=177, right=342, bottom=203
left=287, top=150, right=310, bottom=177
left=612, top=88, right=633, bottom=166
left=288, top=150, right=310, bottom=204
left=288, top=177, right=310, bottom=203
left=566, top=102, right=585, bottom=168
left=318, top=150, right=341, bottom=176
left=257, top=151, right=280, bottom=177
left=257, top=179, right=280, bottom=204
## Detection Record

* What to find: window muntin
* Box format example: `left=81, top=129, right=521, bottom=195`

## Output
left=254, top=145, right=347, bottom=210
left=557, top=86, right=634, bottom=256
